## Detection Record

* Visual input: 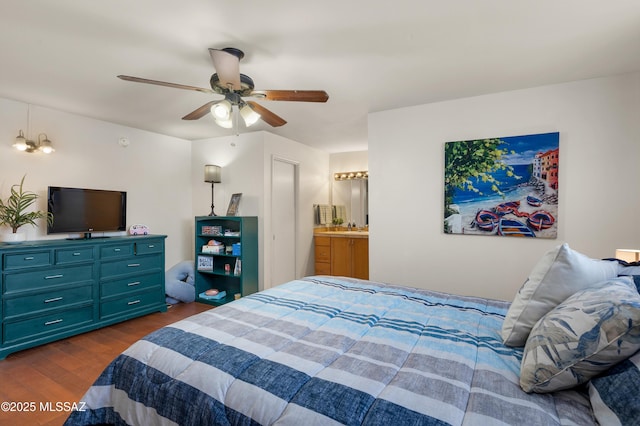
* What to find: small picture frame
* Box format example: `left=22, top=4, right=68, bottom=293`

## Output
left=197, top=255, right=213, bottom=271
left=226, top=193, right=242, bottom=216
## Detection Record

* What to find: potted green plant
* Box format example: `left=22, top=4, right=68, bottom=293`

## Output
left=0, top=175, right=53, bottom=243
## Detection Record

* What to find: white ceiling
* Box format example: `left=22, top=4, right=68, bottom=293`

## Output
left=1, top=1, right=639, bottom=153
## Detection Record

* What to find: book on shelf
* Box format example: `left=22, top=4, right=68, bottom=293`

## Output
left=201, top=225, right=223, bottom=236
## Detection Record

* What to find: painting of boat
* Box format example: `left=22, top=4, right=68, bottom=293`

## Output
left=474, top=210, right=499, bottom=231
left=526, top=195, right=543, bottom=207
left=444, top=132, right=559, bottom=239
left=527, top=210, right=555, bottom=231
left=497, top=218, right=536, bottom=237
left=494, top=201, right=520, bottom=215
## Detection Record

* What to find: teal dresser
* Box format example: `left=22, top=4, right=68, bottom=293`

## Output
left=0, top=235, right=167, bottom=359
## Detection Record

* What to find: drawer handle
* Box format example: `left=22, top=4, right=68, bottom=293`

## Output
left=127, top=263, right=141, bottom=268
left=45, top=319, right=63, bottom=326
left=24, top=256, right=35, bottom=260
left=44, top=297, right=63, bottom=303
left=127, top=300, right=141, bottom=305
left=45, top=274, right=64, bottom=280
left=113, top=248, right=121, bottom=252
left=148, top=245, right=155, bottom=248
left=127, top=281, right=141, bottom=287
left=73, top=252, right=81, bottom=256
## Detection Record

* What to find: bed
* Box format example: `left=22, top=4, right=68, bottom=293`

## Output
left=64, top=244, right=640, bottom=425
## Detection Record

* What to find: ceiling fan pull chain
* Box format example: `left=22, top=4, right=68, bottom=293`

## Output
left=233, top=105, right=239, bottom=136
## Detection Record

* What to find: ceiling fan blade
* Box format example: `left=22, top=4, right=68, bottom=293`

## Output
left=117, top=75, right=214, bottom=94
left=182, top=101, right=217, bottom=120
left=247, top=101, right=287, bottom=127
left=209, top=48, right=242, bottom=90
left=251, top=90, right=329, bottom=103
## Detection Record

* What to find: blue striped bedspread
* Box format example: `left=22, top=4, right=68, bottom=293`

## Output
left=64, top=276, right=595, bottom=425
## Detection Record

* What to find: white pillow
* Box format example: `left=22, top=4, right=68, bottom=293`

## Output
left=520, top=278, right=640, bottom=393
left=501, top=243, right=619, bottom=346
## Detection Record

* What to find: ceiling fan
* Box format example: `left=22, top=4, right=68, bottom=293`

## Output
left=118, top=47, right=329, bottom=129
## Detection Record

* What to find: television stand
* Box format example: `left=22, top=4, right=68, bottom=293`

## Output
left=0, top=234, right=167, bottom=359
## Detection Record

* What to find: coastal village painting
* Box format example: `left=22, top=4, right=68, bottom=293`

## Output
left=444, top=132, right=559, bottom=238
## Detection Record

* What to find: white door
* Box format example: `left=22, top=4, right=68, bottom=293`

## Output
left=271, top=158, right=297, bottom=287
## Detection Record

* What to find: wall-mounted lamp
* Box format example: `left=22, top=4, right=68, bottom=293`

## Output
left=334, top=171, right=368, bottom=181
left=615, top=249, right=640, bottom=263
left=12, top=104, right=55, bottom=154
left=204, top=164, right=222, bottom=216
left=12, top=130, right=55, bottom=154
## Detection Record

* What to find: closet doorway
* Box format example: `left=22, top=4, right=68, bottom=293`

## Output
left=271, top=156, right=298, bottom=287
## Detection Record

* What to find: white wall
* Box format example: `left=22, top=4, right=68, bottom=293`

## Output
left=369, top=72, right=640, bottom=301
left=191, top=131, right=329, bottom=290
left=0, top=98, right=193, bottom=267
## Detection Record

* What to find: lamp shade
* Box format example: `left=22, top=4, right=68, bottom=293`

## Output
left=204, top=165, right=222, bottom=183
left=616, top=249, right=640, bottom=263
left=13, top=130, right=28, bottom=151
left=240, top=103, right=261, bottom=127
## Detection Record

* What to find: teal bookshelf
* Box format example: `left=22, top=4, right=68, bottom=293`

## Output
left=194, top=216, right=258, bottom=306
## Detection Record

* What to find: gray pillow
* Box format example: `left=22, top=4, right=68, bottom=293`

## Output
left=502, top=243, right=619, bottom=347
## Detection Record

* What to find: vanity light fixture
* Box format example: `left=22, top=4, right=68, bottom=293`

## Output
left=204, top=164, right=222, bottom=216
left=615, top=249, right=640, bottom=263
left=334, top=171, right=368, bottom=181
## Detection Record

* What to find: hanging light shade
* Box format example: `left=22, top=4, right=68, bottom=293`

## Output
left=240, top=102, right=261, bottom=127
left=12, top=130, right=28, bottom=151
left=211, top=99, right=232, bottom=120
left=38, top=134, right=55, bottom=154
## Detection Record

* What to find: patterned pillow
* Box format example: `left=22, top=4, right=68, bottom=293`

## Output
left=619, top=274, right=640, bottom=292
left=588, top=350, right=640, bottom=426
left=502, top=243, right=619, bottom=347
left=519, top=277, right=640, bottom=393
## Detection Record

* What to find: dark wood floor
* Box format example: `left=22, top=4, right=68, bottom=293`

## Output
left=0, top=302, right=212, bottom=426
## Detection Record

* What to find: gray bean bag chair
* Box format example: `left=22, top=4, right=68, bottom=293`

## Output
left=165, top=260, right=195, bottom=304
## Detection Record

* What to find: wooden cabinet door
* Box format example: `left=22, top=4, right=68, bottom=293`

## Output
left=330, top=237, right=351, bottom=277
left=352, top=238, right=369, bottom=280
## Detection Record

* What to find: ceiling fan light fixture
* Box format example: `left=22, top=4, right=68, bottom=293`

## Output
left=240, top=103, right=261, bottom=127
left=210, top=99, right=232, bottom=120
left=214, top=117, right=233, bottom=129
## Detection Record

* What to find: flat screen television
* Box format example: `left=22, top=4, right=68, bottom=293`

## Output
left=47, top=186, right=127, bottom=238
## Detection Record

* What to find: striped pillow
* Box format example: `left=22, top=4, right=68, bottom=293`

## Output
left=588, top=350, right=640, bottom=426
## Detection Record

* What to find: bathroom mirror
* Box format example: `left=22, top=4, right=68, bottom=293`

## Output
left=332, top=176, right=368, bottom=227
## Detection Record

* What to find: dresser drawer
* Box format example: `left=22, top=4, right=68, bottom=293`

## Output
left=4, top=285, right=93, bottom=318
left=56, top=247, right=94, bottom=265
left=135, top=240, right=164, bottom=255
left=4, top=265, right=94, bottom=295
left=101, top=272, right=162, bottom=298
left=100, top=290, right=163, bottom=319
left=3, top=251, right=51, bottom=270
left=100, top=243, right=134, bottom=259
left=100, top=255, right=162, bottom=279
left=4, top=306, right=93, bottom=344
